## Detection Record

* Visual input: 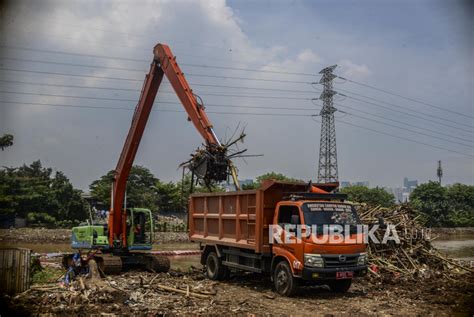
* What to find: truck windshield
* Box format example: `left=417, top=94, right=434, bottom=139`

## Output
left=302, top=202, right=360, bottom=226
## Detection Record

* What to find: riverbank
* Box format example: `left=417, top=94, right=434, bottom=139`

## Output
left=431, top=227, right=474, bottom=238
left=0, top=227, right=189, bottom=244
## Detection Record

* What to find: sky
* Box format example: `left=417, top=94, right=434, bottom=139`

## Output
left=0, top=0, right=473, bottom=190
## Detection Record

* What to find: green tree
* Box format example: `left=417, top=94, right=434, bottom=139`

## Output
left=341, top=185, right=394, bottom=207
left=242, top=172, right=302, bottom=189
left=410, top=181, right=448, bottom=226
left=0, top=134, right=13, bottom=151
left=90, top=167, right=225, bottom=214
left=154, top=180, right=182, bottom=212
left=90, top=165, right=158, bottom=210
left=0, top=161, right=87, bottom=225
left=410, top=182, right=474, bottom=227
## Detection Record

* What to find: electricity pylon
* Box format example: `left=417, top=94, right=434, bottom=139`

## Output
left=317, top=65, right=339, bottom=183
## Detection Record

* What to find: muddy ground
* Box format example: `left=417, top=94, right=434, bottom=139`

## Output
left=2, top=268, right=473, bottom=316
left=1, top=227, right=473, bottom=316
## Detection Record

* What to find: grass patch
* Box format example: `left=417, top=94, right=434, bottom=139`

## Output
left=31, top=266, right=64, bottom=284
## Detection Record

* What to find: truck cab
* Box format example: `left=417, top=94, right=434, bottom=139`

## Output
left=271, top=199, right=367, bottom=295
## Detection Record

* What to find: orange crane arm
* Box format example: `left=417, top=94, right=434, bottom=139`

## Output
left=154, top=44, right=221, bottom=145
left=109, top=43, right=225, bottom=247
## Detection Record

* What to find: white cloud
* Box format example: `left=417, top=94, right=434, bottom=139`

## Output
left=297, top=49, right=322, bottom=63
left=337, top=59, right=371, bottom=79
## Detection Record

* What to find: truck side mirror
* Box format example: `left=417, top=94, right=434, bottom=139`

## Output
left=290, top=214, right=300, bottom=225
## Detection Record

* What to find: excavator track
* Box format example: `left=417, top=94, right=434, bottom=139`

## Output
left=96, top=255, right=123, bottom=275
left=144, top=254, right=170, bottom=273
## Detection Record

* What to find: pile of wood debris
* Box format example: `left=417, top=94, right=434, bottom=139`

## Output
left=6, top=267, right=270, bottom=315
left=359, top=204, right=473, bottom=280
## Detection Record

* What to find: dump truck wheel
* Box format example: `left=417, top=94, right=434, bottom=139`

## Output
left=273, top=261, right=298, bottom=296
left=328, top=279, right=352, bottom=293
left=205, top=252, right=227, bottom=280
left=146, top=255, right=170, bottom=273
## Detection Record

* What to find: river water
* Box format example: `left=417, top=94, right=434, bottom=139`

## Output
left=431, top=234, right=474, bottom=262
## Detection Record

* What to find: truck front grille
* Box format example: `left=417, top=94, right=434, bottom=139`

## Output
left=322, top=254, right=358, bottom=267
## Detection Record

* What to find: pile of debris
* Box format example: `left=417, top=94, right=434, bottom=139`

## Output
left=359, top=204, right=473, bottom=280
left=8, top=267, right=254, bottom=315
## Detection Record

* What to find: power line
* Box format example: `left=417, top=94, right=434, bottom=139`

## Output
left=335, top=87, right=473, bottom=129
left=0, top=45, right=148, bottom=63
left=335, top=118, right=474, bottom=158
left=0, top=79, right=139, bottom=92
left=332, top=101, right=473, bottom=145
left=2, top=33, right=314, bottom=74
left=3, top=87, right=472, bottom=150
left=1, top=56, right=147, bottom=73
left=0, top=78, right=316, bottom=98
left=0, top=59, right=315, bottom=94
left=2, top=98, right=472, bottom=158
left=0, top=89, right=319, bottom=112
left=337, top=75, right=474, bottom=120
left=333, top=93, right=474, bottom=135
left=0, top=65, right=310, bottom=85
left=4, top=41, right=470, bottom=121
left=3, top=56, right=471, bottom=134
left=0, top=70, right=313, bottom=100
left=0, top=100, right=315, bottom=117
left=325, top=102, right=473, bottom=148
left=0, top=46, right=316, bottom=77
left=2, top=79, right=473, bottom=142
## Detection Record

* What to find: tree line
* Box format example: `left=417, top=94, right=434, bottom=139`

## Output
left=0, top=155, right=472, bottom=227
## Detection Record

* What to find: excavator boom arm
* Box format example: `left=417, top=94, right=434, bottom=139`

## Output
left=109, top=43, right=227, bottom=247
left=154, top=44, right=220, bottom=145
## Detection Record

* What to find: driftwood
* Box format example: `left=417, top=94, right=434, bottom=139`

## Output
left=359, top=204, right=473, bottom=279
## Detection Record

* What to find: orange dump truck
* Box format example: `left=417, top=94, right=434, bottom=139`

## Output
left=188, top=180, right=368, bottom=296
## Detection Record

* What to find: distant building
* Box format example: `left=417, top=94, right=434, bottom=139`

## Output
left=387, top=187, right=404, bottom=203
left=403, top=177, right=418, bottom=192
left=340, top=181, right=351, bottom=188
left=387, top=178, right=418, bottom=204
left=402, top=192, right=411, bottom=203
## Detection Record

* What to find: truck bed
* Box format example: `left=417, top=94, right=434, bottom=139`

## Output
left=188, top=180, right=308, bottom=253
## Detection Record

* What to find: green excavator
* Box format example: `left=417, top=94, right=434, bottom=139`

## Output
left=63, top=43, right=240, bottom=274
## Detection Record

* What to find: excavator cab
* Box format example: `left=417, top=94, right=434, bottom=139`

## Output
left=126, top=208, right=153, bottom=251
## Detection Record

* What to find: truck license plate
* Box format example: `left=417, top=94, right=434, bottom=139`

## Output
left=336, top=271, right=353, bottom=279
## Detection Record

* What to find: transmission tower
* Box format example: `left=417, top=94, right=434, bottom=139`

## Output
left=317, top=65, right=339, bottom=183
left=437, top=160, right=443, bottom=185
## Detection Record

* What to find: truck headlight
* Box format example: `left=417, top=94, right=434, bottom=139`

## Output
left=304, top=254, right=324, bottom=268
left=357, top=252, right=368, bottom=265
